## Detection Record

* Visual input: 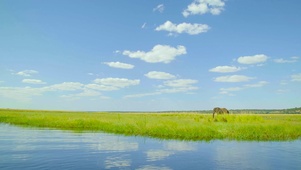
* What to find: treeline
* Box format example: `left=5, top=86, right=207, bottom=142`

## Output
left=228, top=107, right=301, bottom=114
left=154, top=107, right=301, bottom=114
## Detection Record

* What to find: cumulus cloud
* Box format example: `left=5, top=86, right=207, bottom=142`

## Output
left=209, top=66, right=242, bottom=73
left=274, top=56, right=299, bottom=63
left=183, top=0, right=225, bottom=17
left=15, top=70, right=38, bottom=77
left=153, top=4, right=164, bottom=13
left=22, top=79, right=46, bottom=84
left=237, top=54, right=268, bottom=64
left=103, top=62, right=134, bottom=69
left=145, top=71, right=176, bottom=80
left=291, top=73, right=301, bottom=82
left=123, top=44, right=186, bottom=63
left=214, top=75, right=255, bottom=82
left=155, top=21, right=210, bottom=35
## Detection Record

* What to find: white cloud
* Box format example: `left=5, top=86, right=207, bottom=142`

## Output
left=274, top=56, right=299, bottom=63
left=155, top=21, right=210, bottom=35
left=124, top=79, right=198, bottom=98
left=209, top=66, right=242, bottom=73
left=145, top=71, right=176, bottom=80
left=291, top=73, right=301, bottom=82
left=93, top=78, right=140, bottom=88
left=0, top=78, right=140, bottom=102
left=45, top=82, right=84, bottom=91
left=219, top=87, right=243, bottom=95
left=244, top=81, right=268, bottom=88
left=214, top=75, right=255, bottom=82
left=220, top=81, right=268, bottom=95
left=153, top=4, right=164, bottom=13
left=183, top=0, right=225, bottom=17
left=276, top=89, right=290, bottom=94
left=22, top=79, right=46, bottom=84
left=163, top=79, right=198, bottom=87
left=237, top=54, right=268, bottom=64
left=61, top=89, right=102, bottom=99
left=15, top=70, right=38, bottom=77
left=0, top=86, right=49, bottom=102
left=159, top=79, right=199, bottom=93
left=123, top=44, right=186, bottom=63
left=124, top=92, right=161, bottom=99
left=85, top=84, right=119, bottom=91
left=103, top=62, right=134, bottom=69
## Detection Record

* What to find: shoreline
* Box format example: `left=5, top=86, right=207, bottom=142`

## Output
left=1, top=109, right=301, bottom=141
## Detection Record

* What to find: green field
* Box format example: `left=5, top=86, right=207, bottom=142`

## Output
left=1, top=109, right=301, bottom=141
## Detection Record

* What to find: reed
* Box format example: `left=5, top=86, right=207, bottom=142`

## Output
left=1, top=109, right=300, bottom=141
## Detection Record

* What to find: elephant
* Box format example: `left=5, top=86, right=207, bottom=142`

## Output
left=213, top=107, right=229, bottom=118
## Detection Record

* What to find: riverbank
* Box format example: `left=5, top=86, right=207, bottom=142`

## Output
left=1, top=109, right=300, bottom=141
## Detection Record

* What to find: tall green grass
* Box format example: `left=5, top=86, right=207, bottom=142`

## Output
left=0, top=109, right=301, bottom=141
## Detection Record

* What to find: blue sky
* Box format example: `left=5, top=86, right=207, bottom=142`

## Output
left=1, top=0, right=301, bottom=111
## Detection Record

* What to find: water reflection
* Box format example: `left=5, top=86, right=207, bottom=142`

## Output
left=105, top=154, right=131, bottom=169
left=0, top=123, right=300, bottom=170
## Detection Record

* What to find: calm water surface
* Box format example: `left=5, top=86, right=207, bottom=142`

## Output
left=0, top=123, right=300, bottom=170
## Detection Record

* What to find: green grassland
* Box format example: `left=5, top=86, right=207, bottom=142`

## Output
left=0, top=109, right=301, bottom=141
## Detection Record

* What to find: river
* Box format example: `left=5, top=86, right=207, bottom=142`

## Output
left=0, top=123, right=300, bottom=170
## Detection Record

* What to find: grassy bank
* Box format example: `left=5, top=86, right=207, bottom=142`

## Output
left=1, top=109, right=301, bottom=141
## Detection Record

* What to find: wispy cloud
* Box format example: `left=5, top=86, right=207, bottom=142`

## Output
left=183, top=0, right=226, bottom=17
left=124, top=92, right=161, bottom=99
left=14, top=70, right=38, bottom=77
left=214, top=75, right=255, bottom=82
left=61, top=89, right=102, bottom=99
left=0, top=86, right=44, bottom=102
left=123, top=44, right=186, bottom=63
left=45, top=82, right=84, bottom=91
left=220, top=81, right=268, bottom=95
left=158, top=79, right=198, bottom=93
left=103, top=62, right=134, bottom=69
left=153, top=4, right=164, bottom=13
left=124, top=79, right=198, bottom=98
left=291, top=73, right=301, bottom=82
left=219, top=87, right=243, bottom=95
left=141, top=22, right=147, bottom=29
left=274, top=56, right=299, bottom=63
left=93, top=78, right=140, bottom=89
left=244, top=81, right=268, bottom=88
left=209, top=66, right=242, bottom=73
left=145, top=71, right=176, bottom=80
left=22, top=79, right=46, bottom=84
left=0, top=77, right=140, bottom=102
left=237, top=54, right=268, bottom=65
left=155, top=21, right=210, bottom=35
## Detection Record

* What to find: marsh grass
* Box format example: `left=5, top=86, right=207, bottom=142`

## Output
left=0, top=109, right=301, bottom=141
